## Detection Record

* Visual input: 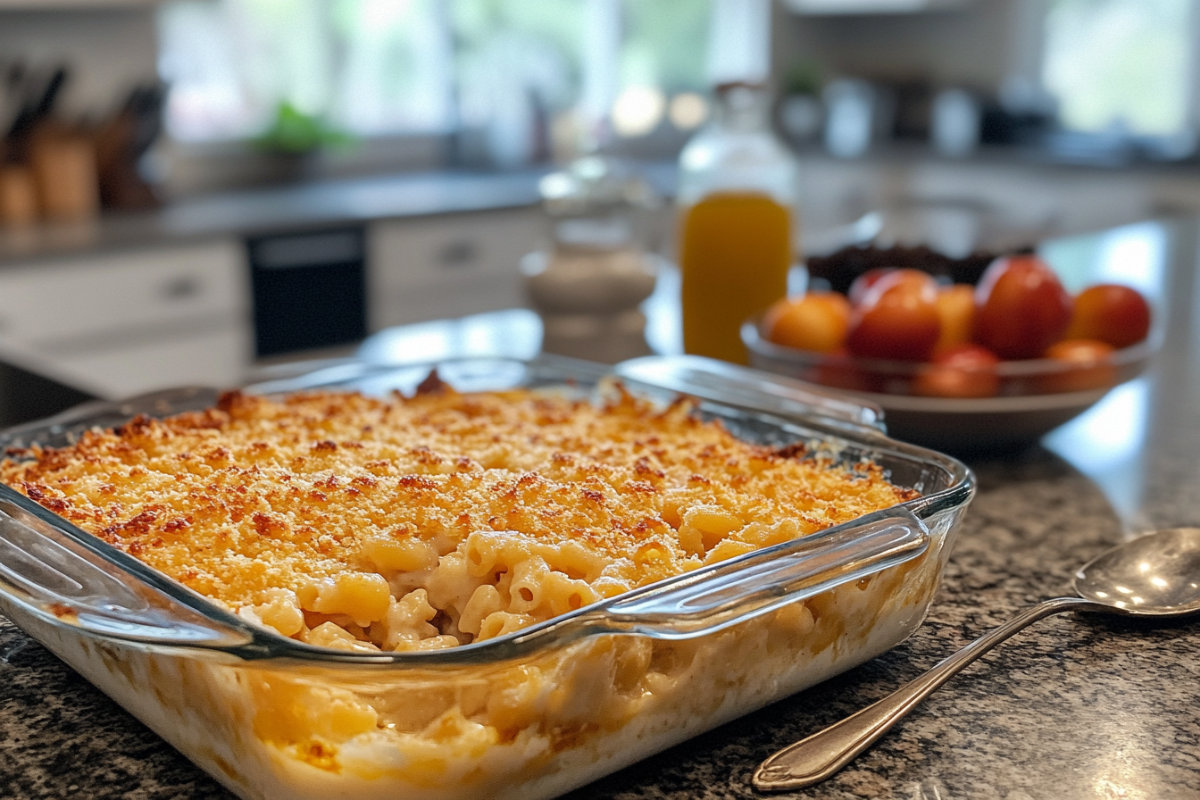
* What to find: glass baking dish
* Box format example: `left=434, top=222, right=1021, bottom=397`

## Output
left=0, top=354, right=973, bottom=800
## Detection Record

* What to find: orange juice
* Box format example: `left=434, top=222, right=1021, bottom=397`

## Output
left=679, top=191, right=792, bottom=363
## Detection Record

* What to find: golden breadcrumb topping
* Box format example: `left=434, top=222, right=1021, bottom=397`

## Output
left=0, top=384, right=917, bottom=651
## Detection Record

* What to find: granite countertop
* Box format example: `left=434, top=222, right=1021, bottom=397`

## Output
left=2, top=219, right=1200, bottom=799
left=1, top=143, right=1195, bottom=269
left=0, top=162, right=679, bottom=267
left=0, top=168, right=547, bottom=267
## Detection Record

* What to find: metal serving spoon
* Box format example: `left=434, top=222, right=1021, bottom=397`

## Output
left=754, top=527, right=1200, bottom=792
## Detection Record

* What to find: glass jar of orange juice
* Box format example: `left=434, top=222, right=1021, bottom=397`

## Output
left=678, top=82, right=798, bottom=363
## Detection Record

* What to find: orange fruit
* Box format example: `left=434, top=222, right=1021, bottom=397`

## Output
left=933, top=284, right=976, bottom=355
left=1037, top=339, right=1117, bottom=393
left=762, top=292, right=851, bottom=354
left=1065, top=284, right=1151, bottom=349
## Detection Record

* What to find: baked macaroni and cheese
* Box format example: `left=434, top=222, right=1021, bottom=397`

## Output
left=2, top=383, right=915, bottom=652
left=0, top=378, right=957, bottom=800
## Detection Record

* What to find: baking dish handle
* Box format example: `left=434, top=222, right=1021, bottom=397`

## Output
left=615, top=355, right=886, bottom=434
left=589, top=508, right=929, bottom=640
left=0, top=491, right=253, bottom=649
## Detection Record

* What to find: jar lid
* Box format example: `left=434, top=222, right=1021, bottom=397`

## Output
left=538, top=155, right=658, bottom=219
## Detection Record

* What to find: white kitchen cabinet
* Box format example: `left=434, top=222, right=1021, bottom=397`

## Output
left=368, top=208, right=545, bottom=331
left=51, top=326, right=249, bottom=398
left=795, top=154, right=1198, bottom=257
left=0, top=240, right=252, bottom=398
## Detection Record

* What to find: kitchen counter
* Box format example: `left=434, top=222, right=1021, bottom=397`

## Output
left=0, top=162, right=679, bottom=267
left=2, top=218, right=1200, bottom=799
left=0, top=168, right=547, bottom=266
left=4, top=144, right=1200, bottom=269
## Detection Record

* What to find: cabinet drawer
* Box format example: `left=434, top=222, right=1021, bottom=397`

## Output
left=51, top=324, right=252, bottom=399
left=368, top=208, right=543, bottom=329
left=370, top=272, right=526, bottom=330
left=0, top=240, right=247, bottom=346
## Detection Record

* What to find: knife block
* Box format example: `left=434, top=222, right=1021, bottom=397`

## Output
left=29, top=130, right=100, bottom=221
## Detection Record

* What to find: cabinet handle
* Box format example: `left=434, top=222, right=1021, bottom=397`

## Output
left=162, top=276, right=202, bottom=300
left=437, top=240, right=478, bottom=268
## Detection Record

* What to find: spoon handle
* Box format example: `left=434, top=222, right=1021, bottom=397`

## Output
left=753, top=595, right=1095, bottom=792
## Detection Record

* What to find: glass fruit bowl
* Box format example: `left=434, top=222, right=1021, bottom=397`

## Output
left=743, top=319, right=1156, bottom=452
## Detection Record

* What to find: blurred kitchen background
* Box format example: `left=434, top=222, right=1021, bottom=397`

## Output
left=0, top=0, right=1195, bottom=422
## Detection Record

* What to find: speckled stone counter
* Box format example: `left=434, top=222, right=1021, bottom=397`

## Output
left=0, top=168, right=550, bottom=266
left=2, top=219, right=1200, bottom=800
left=0, top=163, right=678, bottom=267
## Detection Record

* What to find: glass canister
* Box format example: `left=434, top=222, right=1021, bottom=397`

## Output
left=677, top=82, right=798, bottom=364
left=522, top=155, right=660, bottom=364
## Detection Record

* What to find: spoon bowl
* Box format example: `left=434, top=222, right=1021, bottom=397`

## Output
left=754, top=527, right=1200, bottom=792
left=1076, top=527, right=1200, bottom=615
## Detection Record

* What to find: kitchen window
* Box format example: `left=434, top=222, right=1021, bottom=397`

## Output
left=158, top=0, right=455, bottom=143
left=157, top=0, right=714, bottom=161
left=1040, top=0, right=1194, bottom=138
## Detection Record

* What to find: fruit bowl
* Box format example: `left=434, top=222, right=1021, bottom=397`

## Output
left=742, top=319, right=1156, bottom=453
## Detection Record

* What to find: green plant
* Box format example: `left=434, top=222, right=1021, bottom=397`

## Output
left=254, top=102, right=353, bottom=154
left=784, top=59, right=823, bottom=97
